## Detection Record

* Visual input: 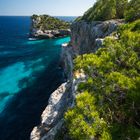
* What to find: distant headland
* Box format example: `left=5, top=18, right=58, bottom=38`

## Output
left=30, top=14, right=71, bottom=39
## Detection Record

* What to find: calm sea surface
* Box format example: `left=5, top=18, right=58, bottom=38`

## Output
left=0, top=16, right=75, bottom=140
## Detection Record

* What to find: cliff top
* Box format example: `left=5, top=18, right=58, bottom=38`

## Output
left=31, top=14, right=70, bottom=31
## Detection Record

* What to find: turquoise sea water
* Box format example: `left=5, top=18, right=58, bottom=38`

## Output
left=0, top=37, right=70, bottom=112
left=0, top=16, right=72, bottom=140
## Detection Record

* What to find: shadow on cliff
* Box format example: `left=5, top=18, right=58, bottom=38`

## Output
left=0, top=58, right=64, bottom=140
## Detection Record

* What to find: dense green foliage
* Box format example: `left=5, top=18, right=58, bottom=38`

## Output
left=31, top=14, right=70, bottom=31
left=125, top=0, right=140, bottom=22
left=62, top=1, right=140, bottom=139
left=77, top=0, right=140, bottom=22
left=64, top=20, right=140, bottom=140
left=79, top=0, right=128, bottom=21
left=65, top=91, right=111, bottom=140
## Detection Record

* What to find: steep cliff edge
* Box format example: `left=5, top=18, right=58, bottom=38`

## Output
left=71, top=19, right=123, bottom=56
left=30, top=20, right=123, bottom=140
left=30, top=45, right=74, bottom=140
left=30, top=0, right=140, bottom=138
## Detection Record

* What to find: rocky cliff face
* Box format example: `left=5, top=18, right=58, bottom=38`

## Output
left=30, top=45, right=74, bottom=140
left=31, top=82, right=72, bottom=140
left=71, top=19, right=123, bottom=56
left=30, top=19, right=123, bottom=140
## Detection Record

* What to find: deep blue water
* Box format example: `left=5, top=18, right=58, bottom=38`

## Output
left=0, top=16, right=72, bottom=140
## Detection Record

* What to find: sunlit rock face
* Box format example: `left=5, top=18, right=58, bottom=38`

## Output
left=30, top=44, right=74, bottom=140
left=30, top=82, right=73, bottom=140
left=71, top=19, right=124, bottom=55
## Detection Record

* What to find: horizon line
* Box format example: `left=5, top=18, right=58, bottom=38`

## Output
left=0, top=15, right=79, bottom=17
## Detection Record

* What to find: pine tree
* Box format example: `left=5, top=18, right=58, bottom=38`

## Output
left=125, top=0, right=140, bottom=21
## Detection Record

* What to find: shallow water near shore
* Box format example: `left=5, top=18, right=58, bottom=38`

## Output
left=0, top=16, right=71, bottom=140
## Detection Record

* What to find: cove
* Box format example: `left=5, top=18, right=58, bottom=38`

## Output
left=0, top=16, right=71, bottom=140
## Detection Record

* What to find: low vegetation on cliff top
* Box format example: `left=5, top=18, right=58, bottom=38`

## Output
left=55, top=0, right=140, bottom=140
left=31, top=14, right=70, bottom=31
left=64, top=20, right=140, bottom=140
left=77, top=0, right=140, bottom=22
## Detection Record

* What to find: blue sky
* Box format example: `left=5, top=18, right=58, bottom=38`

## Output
left=0, top=0, right=95, bottom=16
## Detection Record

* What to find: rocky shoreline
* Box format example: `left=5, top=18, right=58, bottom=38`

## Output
left=30, top=43, right=74, bottom=140
left=30, top=19, right=124, bottom=140
left=30, top=29, right=71, bottom=39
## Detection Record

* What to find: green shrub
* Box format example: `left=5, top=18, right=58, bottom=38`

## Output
left=125, top=0, right=140, bottom=22
left=65, top=91, right=111, bottom=140
left=116, top=0, right=128, bottom=19
left=77, top=0, right=140, bottom=22
left=31, top=15, right=70, bottom=31
left=81, top=0, right=116, bottom=21
left=79, top=0, right=128, bottom=22
left=64, top=20, right=140, bottom=140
